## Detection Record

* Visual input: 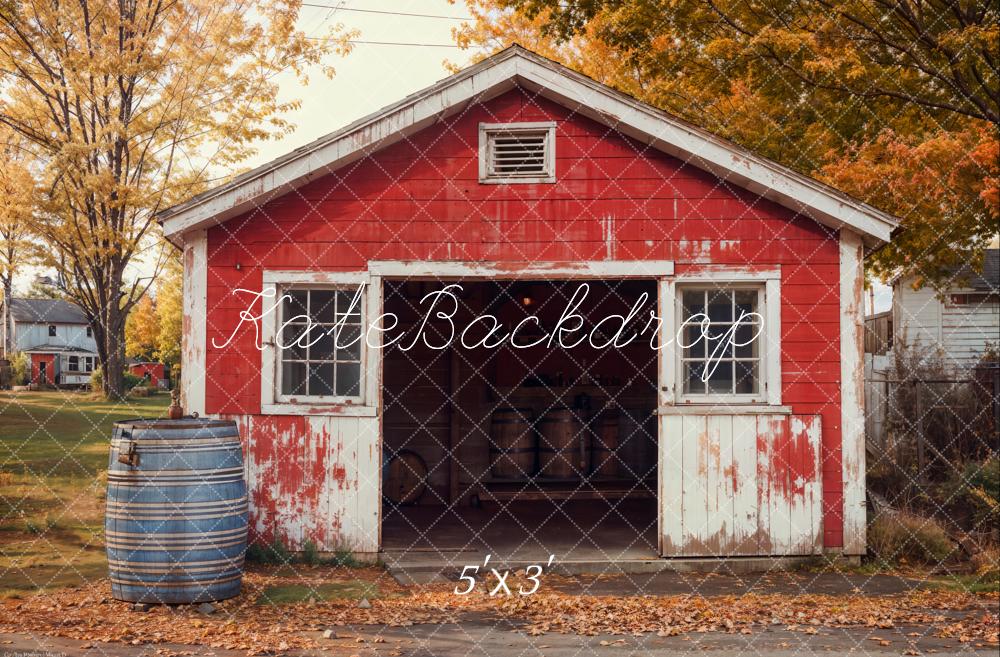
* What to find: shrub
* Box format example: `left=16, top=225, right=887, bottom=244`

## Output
left=9, top=352, right=28, bottom=385
left=964, top=456, right=1000, bottom=529
left=246, top=539, right=293, bottom=565
left=972, top=546, right=1000, bottom=582
left=92, top=366, right=146, bottom=394
left=329, top=548, right=360, bottom=568
left=301, top=540, right=320, bottom=566
left=89, top=365, right=103, bottom=393
left=244, top=538, right=360, bottom=568
left=868, top=512, right=955, bottom=567
left=122, top=372, right=143, bottom=391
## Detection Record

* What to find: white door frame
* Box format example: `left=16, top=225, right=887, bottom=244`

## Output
left=369, top=260, right=675, bottom=553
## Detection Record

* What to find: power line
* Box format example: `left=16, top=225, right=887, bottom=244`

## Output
left=349, top=39, right=463, bottom=47
left=307, top=37, right=465, bottom=47
left=302, top=3, right=473, bottom=20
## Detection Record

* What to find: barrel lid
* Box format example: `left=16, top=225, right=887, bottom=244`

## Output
left=114, top=418, right=236, bottom=430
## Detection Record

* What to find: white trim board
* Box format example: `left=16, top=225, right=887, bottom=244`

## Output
left=367, top=259, right=674, bottom=279
left=258, top=269, right=380, bottom=417
left=159, top=46, right=898, bottom=246
left=180, top=229, right=207, bottom=416
left=658, top=269, right=783, bottom=408
left=840, top=230, right=867, bottom=555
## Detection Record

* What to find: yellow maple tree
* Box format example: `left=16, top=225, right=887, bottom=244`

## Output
left=0, top=0, right=354, bottom=397
left=453, top=0, right=999, bottom=284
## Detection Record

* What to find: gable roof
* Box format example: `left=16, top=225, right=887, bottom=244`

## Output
left=159, top=45, right=899, bottom=247
left=7, top=298, right=88, bottom=325
left=23, top=344, right=95, bottom=354
left=895, top=249, right=999, bottom=293
left=959, top=249, right=999, bottom=292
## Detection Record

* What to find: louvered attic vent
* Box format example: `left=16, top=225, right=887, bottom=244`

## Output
left=479, top=122, right=556, bottom=183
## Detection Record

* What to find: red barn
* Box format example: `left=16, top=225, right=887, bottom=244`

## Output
left=128, top=361, right=166, bottom=389
left=160, top=47, right=896, bottom=569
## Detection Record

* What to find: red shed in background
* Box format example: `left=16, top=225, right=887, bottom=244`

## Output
left=160, top=47, right=897, bottom=569
left=128, top=361, right=166, bottom=389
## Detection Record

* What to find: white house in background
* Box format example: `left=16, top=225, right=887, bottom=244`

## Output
left=1, top=298, right=98, bottom=386
left=892, top=249, right=999, bottom=369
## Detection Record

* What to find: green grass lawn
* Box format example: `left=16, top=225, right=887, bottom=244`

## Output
left=0, top=389, right=170, bottom=596
left=256, top=581, right=382, bottom=605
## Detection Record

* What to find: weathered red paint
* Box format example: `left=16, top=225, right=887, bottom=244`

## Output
left=204, top=88, right=846, bottom=550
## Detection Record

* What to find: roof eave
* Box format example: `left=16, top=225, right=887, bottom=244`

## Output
left=159, top=45, right=898, bottom=247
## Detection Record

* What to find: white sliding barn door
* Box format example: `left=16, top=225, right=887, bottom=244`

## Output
left=659, top=413, right=822, bottom=557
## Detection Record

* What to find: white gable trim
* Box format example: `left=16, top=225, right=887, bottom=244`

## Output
left=159, top=46, right=897, bottom=245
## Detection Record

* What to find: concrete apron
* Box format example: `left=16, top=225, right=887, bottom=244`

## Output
left=381, top=551, right=828, bottom=585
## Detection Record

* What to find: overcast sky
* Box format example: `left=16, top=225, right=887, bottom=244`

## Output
left=17, top=0, right=893, bottom=312
left=247, top=0, right=479, bottom=167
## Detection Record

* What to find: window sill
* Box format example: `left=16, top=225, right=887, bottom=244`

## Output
left=657, top=404, right=792, bottom=416
left=478, top=176, right=556, bottom=184
left=261, top=402, right=378, bottom=417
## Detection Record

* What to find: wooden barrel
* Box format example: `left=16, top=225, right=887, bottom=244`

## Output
left=106, top=419, right=248, bottom=604
left=538, top=407, right=586, bottom=478
left=383, top=450, right=428, bottom=505
left=619, top=408, right=657, bottom=479
left=591, top=411, right=620, bottom=477
left=489, top=407, right=536, bottom=478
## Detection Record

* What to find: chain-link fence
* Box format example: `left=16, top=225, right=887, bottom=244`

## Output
left=866, top=357, right=999, bottom=566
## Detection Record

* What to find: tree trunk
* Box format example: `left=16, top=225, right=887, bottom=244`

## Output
left=103, top=345, right=125, bottom=399
left=94, top=305, right=127, bottom=400
left=1, top=275, right=11, bottom=357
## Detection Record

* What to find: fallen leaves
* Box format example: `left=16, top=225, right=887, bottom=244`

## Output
left=496, top=589, right=998, bottom=643
left=0, top=566, right=996, bottom=656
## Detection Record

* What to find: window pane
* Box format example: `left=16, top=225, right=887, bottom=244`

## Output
left=311, top=290, right=337, bottom=323
left=278, top=286, right=365, bottom=400
left=280, top=324, right=308, bottom=359
left=706, top=290, right=732, bottom=322
left=312, top=331, right=335, bottom=360
left=682, top=323, right=705, bottom=358
left=735, top=289, right=757, bottom=318
left=283, top=290, right=308, bottom=320
left=281, top=361, right=307, bottom=395
left=338, top=326, right=362, bottom=360
left=336, top=362, right=361, bottom=396
left=337, top=290, right=361, bottom=323
left=682, top=291, right=704, bottom=318
left=706, top=361, right=733, bottom=394
left=684, top=362, right=706, bottom=394
left=734, top=323, right=760, bottom=358
left=308, top=363, right=335, bottom=396
left=735, top=361, right=758, bottom=394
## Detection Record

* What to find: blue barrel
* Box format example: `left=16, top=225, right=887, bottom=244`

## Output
left=106, top=418, right=248, bottom=604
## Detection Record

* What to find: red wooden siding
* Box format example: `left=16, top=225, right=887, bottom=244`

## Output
left=203, top=88, right=844, bottom=548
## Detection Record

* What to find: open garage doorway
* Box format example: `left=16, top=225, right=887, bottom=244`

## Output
left=379, top=277, right=660, bottom=572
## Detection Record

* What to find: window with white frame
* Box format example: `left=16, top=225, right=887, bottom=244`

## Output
left=479, top=122, right=556, bottom=183
left=276, top=287, right=363, bottom=401
left=676, top=286, right=768, bottom=402
left=67, top=355, right=79, bottom=371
